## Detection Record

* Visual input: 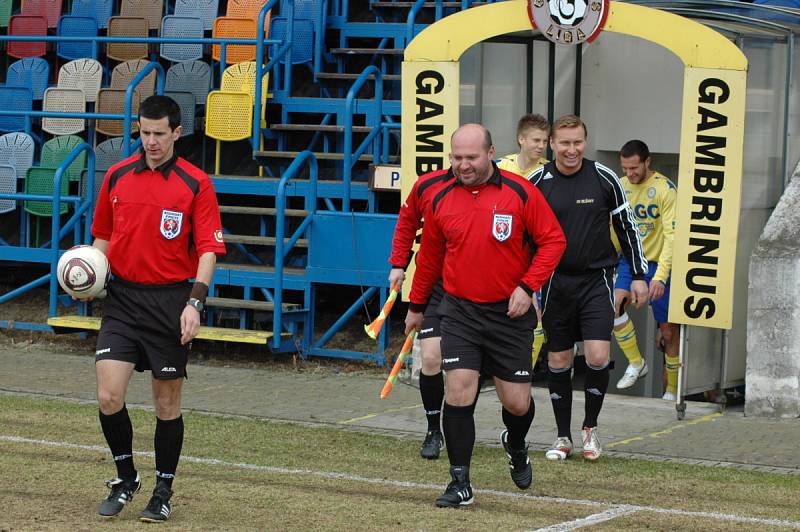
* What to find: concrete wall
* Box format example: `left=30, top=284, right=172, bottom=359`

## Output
left=746, top=162, right=800, bottom=418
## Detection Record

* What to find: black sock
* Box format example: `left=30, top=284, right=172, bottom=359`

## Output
left=419, top=372, right=444, bottom=433
left=154, top=416, right=184, bottom=488
left=548, top=367, right=573, bottom=441
left=502, top=396, right=535, bottom=450
left=99, top=405, right=136, bottom=480
left=442, top=402, right=475, bottom=467
left=583, top=361, right=610, bottom=429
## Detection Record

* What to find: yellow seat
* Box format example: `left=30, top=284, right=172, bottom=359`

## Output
left=205, top=90, right=253, bottom=174
left=221, top=61, right=269, bottom=128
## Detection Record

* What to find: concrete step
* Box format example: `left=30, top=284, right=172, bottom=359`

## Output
left=224, top=234, right=309, bottom=247
left=219, top=205, right=309, bottom=217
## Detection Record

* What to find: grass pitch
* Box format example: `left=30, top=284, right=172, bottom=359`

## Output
left=1, top=393, right=798, bottom=531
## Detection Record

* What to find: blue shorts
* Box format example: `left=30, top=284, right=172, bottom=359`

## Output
left=614, top=260, right=670, bottom=324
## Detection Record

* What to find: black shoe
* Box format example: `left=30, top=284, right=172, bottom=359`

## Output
left=98, top=473, right=141, bottom=517
left=139, top=481, right=173, bottom=523
left=420, top=430, right=444, bottom=459
left=501, top=429, right=532, bottom=490
left=435, top=466, right=474, bottom=508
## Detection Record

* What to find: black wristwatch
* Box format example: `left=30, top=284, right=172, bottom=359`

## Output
left=187, top=298, right=204, bottom=313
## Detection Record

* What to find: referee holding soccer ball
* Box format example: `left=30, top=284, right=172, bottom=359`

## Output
left=89, top=95, right=226, bottom=522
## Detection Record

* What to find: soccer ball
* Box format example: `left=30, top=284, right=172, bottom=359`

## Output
left=56, top=245, right=110, bottom=299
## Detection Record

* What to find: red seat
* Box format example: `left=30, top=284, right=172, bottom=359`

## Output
left=8, top=15, right=48, bottom=58
left=21, top=0, right=64, bottom=28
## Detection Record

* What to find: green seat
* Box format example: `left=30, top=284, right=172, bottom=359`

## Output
left=0, top=0, right=12, bottom=28
left=41, top=135, right=86, bottom=183
left=25, top=166, right=70, bottom=217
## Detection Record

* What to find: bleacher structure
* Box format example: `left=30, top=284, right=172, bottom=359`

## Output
left=1, top=0, right=797, bottom=364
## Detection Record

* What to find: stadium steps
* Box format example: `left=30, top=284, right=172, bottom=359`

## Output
left=223, top=234, right=309, bottom=247
left=270, top=123, right=374, bottom=133
left=46, top=316, right=287, bottom=345
left=329, top=47, right=404, bottom=55
left=205, top=297, right=301, bottom=312
left=219, top=205, right=309, bottom=217
left=212, top=175, right=371, bottom=201
left=315, top=72, right=401, bottom=82
left=253, top=150, right=399, bottom=163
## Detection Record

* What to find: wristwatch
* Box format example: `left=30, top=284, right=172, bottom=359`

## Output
left=187, top=298, right=204, bottom=313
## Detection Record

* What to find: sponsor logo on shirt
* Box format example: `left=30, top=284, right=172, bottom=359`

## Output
left=160, top=210, right=183, bottom=240
left=576, top=198, right=594, bottom=204
left=492, top=213, right=513, bottom=242
left=542, top=172, right=554, bottom=180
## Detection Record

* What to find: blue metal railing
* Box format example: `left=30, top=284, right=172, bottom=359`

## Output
left=343, top=65, right=383, bottom=212
left=273, top=150, right=318, bottom=349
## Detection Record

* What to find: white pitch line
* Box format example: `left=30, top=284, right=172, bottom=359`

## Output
left=531, top=505, right=640, bottom=531
left=3, top=434, right=800, bottom=530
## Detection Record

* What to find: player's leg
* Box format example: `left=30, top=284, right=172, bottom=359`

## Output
left=418, top=281, right=446, bottom=459
left=650, top=279, right=680, bottom=400
left=612, top=261, right=648, bottom=389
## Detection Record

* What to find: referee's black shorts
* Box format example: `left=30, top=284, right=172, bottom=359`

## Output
left=439, top=293, right=537, bottom=383
left=96, top=277, right=192, bottom=379
left=541, top=268, right=615, bottom=353
left=418, top=279, right=444, bottom=340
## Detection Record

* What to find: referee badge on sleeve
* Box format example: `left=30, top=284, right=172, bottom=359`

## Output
left=160, top=209, right=183, bottom=240
left=492, top=214, right=512, bottom=242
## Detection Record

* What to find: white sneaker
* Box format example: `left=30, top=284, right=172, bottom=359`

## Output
left=616, top=361, right=649, bottom=389
left=662, top=391, right=677, bottom=401
left=545, top=437, right=573, bottom=461
left=581, top=427, right=602, bottom=461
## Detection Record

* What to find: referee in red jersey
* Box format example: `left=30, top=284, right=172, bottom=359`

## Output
left=405, top=124, right=566, bottom=507
left=89, top=96, right=226, bottom=522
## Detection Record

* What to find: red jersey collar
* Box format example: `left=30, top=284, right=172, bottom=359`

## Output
left=449, top=162, right=503, bottom=187
left=133, top=150, right=178, bottom=179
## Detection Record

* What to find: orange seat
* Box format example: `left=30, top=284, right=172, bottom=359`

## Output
left=212, top=16, right=257, bottom=64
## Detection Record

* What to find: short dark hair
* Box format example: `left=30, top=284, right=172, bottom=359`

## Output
left=620, top=139, right=651, bottom=161
left=138, top=95, right=182, bottom=130
left=517, top=113, right=550, bottom=137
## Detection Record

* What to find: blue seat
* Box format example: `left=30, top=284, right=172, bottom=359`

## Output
left=0, top=86, right=33, bottom=133
left=269, top=17, right=314, bottom=65
left=57, top=15, right=99, bottom=61
left=6, top=57, right=50, bottom=101
left=174, top=0, right=219, bottom=31
left=71, top=0, right=114, bottom=29
left=160, top=15, right=204, bottom=62
left=0, top=132, right=35, bottom=181
left=165, top=61, right=212, bottom=109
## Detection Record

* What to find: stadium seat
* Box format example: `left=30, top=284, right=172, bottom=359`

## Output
left=71, top=0, right=114, bottom=29
left=42, top=88, right=87, bottom=136
left=24, top=166, right=71, bottom=247
left=0, top=132, right=36, bottom=181
left=205, top=91, right=252, bottom=174
left=107, top=16, right=149, bottom=62
left=174, top=0, right=220, bottom=31
left=165, top=91, right=196, bottom=137
left=79, top=168, right=105, bottom=209
left=94, top=137, right=133, bottom=171
left=0, top=165, right=17, bottom=214
left=212, top=17, right=257, bottom=64
left=226, top=0, right=271, bottom=31
left=41, top=135, right=87, bottom=183
left=120, top=0, right=163, bottom=31
left=221, top=61, right=269, bottom=127
left=269, top=17, right=314, bottom=66
left=8, top=15, right=48, bottom=59
left=57, top=59, right=104, bottom=104
left=0, top=86, right=33, bottom=134
left=96, top=88, right=140, bottom=137
left=111, top=60, right=157, bottom=100
left=165, top=61, right=212, bottom=110
left=0, top=0, right=11, bottom=27
left=56, top=15, right=99, bottom=61
left=160, top=16, right=204, bottom=62
left=7, top=58, right=50, bottom=101
left=20, top=0, right=63, bottom=28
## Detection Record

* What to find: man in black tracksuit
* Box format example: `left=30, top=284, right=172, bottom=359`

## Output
left=529, top=115, right=648, bottom=462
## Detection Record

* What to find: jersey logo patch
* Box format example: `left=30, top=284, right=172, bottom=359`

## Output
left=160, top=210, right=183, bottom=240
left=492, top=214, right=513, bottom=242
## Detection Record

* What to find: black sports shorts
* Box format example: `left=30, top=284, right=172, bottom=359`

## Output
left=418, top=279, right=444, bottom=340
left=439, top=293, right=537, bottom=383
left=96, top=277, right=192, bottom=379
left=541, top=268, right=615, bottom=352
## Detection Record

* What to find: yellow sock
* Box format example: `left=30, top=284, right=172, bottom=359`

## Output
left=532, top=325, right=545, bottom=366
left=665, top=354, right=680, bottom=394
left=613, top=319, right=643, bottom=366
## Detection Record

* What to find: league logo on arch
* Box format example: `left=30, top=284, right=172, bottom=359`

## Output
left=528, top=0, right=610, bottom=45
left=160, top=209, right=183, bottom=240
left=492, top=213, right=513, bottom=242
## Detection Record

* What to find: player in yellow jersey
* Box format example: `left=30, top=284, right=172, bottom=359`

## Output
left=612, top=140, right=680, bottom=400
left=497, top=113, right=550, bottom=367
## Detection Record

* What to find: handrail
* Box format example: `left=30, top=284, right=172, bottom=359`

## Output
left=343, top=65, right=383, bottom=212
left=123, top=61, right=166, bottom=157
left=273, top=150, right=318, bottom=349
left=254, top=0, right=289, bottom=151
left=48, top=143, right=96, bottom=317
left=406, top=0, right=429, bottom=44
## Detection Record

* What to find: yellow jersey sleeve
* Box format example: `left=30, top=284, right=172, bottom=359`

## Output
left=653, top=174, right=676, bottom=283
